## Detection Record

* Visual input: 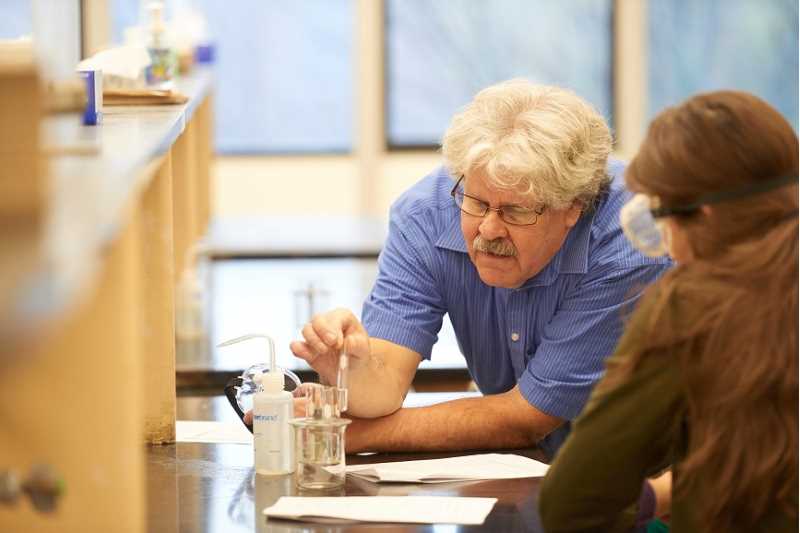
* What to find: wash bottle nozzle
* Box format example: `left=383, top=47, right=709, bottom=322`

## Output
left=217, top=333, right=278, bottom=375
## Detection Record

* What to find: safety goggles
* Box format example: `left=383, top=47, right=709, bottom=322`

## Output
left=620, top=174, right=797, bottom=257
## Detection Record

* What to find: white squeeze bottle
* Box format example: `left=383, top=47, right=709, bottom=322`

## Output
left=253, top=368, right=295, bottom=475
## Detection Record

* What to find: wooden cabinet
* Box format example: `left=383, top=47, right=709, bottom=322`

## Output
left=0, top=68, right=214, bottom=533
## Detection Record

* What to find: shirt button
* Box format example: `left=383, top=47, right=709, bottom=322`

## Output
left=511, top=332, right=520, bottom=342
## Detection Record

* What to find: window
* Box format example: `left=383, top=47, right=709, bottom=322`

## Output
left=110, top=0, right=355, bottom=154
left=648, top=0, right=798, bottom=131
left=385, top=0, right=614, bottom=148
left=0, top=0, right=32, bottom=39
left=195, top=0, right=354, bottom=153
left=109, top=0, right=141, bottom=46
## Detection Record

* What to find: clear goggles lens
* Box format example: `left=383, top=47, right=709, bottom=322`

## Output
left=619, top=194, right=670, bottom=257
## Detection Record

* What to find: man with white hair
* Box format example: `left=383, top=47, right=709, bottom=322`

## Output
left=289, top=79, right=669, bottom=459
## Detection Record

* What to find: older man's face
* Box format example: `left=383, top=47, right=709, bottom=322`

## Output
left=460, top=170, right=582, bottom=289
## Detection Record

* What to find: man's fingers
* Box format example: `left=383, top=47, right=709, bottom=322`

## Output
left=311, top=308, right=368, bottom=347
left=291, top=341, right=338, bottom=382
left=292, top=383, right=316, bottom=397
left=243, top=410, right=253, bottom=426
left=310, top=313, right=342, bottom=348
left=290, top=340, right=316, bottom=362
left=291, top=309, right=369, bottom=381
left=292, top=397, right=308, bottom=417
left=302, top=322, right=330, bottom=354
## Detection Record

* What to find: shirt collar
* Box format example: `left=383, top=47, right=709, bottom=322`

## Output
left=434, top=211, right=467, bottom=253
left=434, top=204, right=597, bottom=289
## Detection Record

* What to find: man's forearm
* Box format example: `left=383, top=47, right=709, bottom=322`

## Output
left=344, top=338, right=420, bottom=419
left=345, top=358, right=406, bottom=418
left=346, top=390, right=562, bottom=453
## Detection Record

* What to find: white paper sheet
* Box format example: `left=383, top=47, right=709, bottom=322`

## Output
left=176, top=420, right=253, bottom=444
left=263, top=496, right=497, bottom=525
left=345, top=453, right=548, bottom=483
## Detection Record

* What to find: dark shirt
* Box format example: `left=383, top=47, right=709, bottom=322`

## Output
left=538, top=290, right=798, bottom=532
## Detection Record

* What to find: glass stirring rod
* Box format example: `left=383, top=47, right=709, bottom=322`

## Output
left=335, top=351, right=348, bottom=413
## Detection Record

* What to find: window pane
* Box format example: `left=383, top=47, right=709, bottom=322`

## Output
left=110, top=0, right=354, bottom=154
left=385, top=0, right=613, bottom=148
left=0, top=0, right=32, bottom=39
left=648, top=0, right=798, bottom=131
left=109, top=0, right=141, bottom=45
left=196, top=0, right=354, bottom=153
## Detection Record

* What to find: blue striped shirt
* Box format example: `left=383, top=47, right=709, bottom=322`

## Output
left=362, top=162, right=670, bottom=459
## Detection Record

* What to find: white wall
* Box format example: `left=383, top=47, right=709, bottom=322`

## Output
left=212, top=151, right=444, bottom=218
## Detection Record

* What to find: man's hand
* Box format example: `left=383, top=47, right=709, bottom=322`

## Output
left=289, top=309, right=422, bottom=418
left=290, top=308, right=371, bottom=385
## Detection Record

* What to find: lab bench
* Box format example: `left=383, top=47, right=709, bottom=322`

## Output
left=147, top=394, right=547, bottom=532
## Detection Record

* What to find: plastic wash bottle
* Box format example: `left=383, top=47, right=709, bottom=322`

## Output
left=253, top=370, right=295, bottom=475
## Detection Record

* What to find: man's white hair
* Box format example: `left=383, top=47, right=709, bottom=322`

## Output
left=441, top=79, right=613, bottom=209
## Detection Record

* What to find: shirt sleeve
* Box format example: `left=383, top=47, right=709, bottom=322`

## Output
left=361, top=212, right=446, bottom=359
left=518, top=263, right=667, bottom=420
left=538, top=342, right=683, bottom=532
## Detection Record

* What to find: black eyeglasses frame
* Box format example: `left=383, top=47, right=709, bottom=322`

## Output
left=449, top=175, right=546, bottom=226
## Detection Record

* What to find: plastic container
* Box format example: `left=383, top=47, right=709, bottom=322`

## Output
left=253, top=371, right=294, bottom=475
left=145, top=1, right=177, bottom=87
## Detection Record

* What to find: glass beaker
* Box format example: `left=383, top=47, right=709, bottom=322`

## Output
left=290, top=417, right=351, bottom=490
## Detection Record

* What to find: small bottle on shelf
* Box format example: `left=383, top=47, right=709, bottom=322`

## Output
left=145, top=1, right=177, bottom=88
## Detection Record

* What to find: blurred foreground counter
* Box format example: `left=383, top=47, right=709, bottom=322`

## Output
left=0, top=48, right=214, bottom=533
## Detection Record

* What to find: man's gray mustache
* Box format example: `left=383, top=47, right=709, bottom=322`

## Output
left=473, top=236, right=517, bottom=257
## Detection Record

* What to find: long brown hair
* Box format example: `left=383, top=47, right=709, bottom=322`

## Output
left=622, top=91, right=798, bottom=531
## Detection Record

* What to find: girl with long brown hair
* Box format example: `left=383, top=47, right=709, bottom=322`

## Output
left=539, top=90, right=798, bottom=532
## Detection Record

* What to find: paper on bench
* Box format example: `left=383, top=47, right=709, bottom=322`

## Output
left=263, top=496, right=497, bottom=525
left=345, top=453, right=548, bottom=483
left=176, top=420, right=252, bottom=444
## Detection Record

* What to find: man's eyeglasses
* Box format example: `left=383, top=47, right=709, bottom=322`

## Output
left=450, top=175, right=546, bottom=226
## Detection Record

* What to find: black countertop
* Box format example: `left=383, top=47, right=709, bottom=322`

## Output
left=149, top=395, right=548, bottom=532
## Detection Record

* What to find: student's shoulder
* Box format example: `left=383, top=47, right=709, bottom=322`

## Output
left=609, top=278, right=699, bottom=371
left=601, top=292, right=685, bottom=399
